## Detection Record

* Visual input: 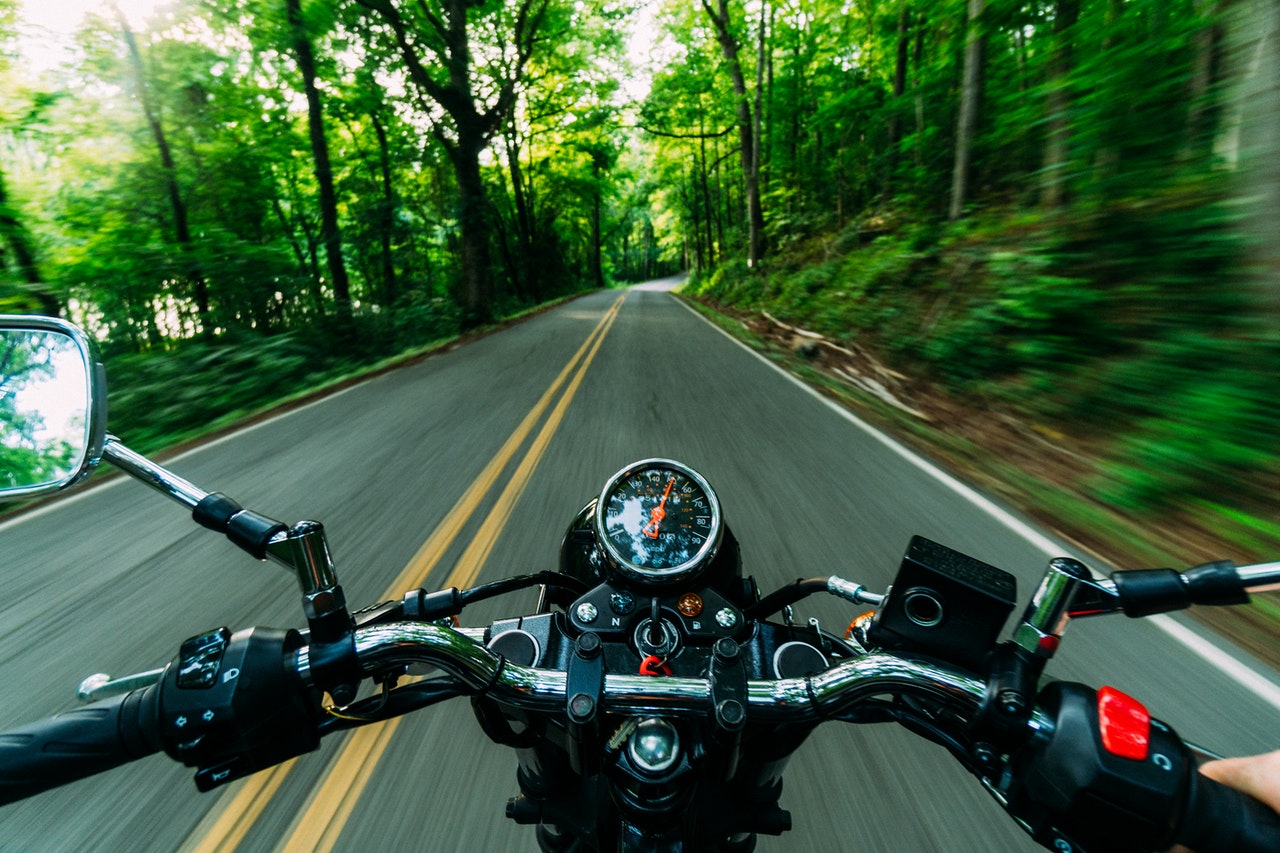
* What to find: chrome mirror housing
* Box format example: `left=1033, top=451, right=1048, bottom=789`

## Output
left=0, top=315, right=107, bottom=500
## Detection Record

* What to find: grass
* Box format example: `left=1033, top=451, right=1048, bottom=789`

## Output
left=681, top=293, right=1280, bottom=670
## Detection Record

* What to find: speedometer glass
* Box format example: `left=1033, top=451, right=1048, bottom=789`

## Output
left=595, top=459, right=723, bottom=585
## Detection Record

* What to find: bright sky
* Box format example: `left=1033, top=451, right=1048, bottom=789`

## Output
left=16, top=0, right=165, bottom=69
left=20, top=0, right=665, bottom=92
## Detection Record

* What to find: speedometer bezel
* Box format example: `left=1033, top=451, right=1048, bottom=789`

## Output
left=593, top=458, right=724, bottom=586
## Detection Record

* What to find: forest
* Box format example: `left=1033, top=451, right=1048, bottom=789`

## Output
left=0, top=0, right=1277, bottom=571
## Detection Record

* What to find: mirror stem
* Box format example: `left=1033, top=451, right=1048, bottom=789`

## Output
left=102, top=437, right=209, bottom=509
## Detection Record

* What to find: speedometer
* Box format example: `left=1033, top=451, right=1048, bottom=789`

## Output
left=594, top=459, right=723, bottom=585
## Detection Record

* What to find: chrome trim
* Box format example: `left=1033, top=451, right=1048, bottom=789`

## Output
left=1012, top=558, right=1119, bottom=659
left=751, top=653, right=992, bottom=722
left=305, top=623, right=1051, bottom=727
left=827, top=576, right=885, bottom=607
left=602, top=673, right=711, bottom=713
left=102, top=438, right=209, bottom=510
left=628, top=718, right=680, bottom=773
left=1238, top=562, right=1280, bottom=594
left=594, top=458, right=724, bottom=586
left=265, top=520, right=337, bottom=594
left=0, top=315, right=107, bottom=498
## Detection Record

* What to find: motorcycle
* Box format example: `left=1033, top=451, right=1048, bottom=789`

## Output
left=1, top=313, right=1279, bottom=852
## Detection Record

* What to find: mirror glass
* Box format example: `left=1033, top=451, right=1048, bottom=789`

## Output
left=0, top=326, right=95, bottom=497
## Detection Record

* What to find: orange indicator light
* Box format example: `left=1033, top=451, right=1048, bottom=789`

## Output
left=677, top=593, right=703, bottom=617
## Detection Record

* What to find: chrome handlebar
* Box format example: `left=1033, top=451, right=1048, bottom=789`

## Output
left=293, top=621, right=1053, bottom=728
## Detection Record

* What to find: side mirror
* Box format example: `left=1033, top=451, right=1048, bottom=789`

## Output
left=0, top=315, right=107, bottom=500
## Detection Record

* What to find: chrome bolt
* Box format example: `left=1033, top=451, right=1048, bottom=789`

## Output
left=628, top=717, right=680, bottom=774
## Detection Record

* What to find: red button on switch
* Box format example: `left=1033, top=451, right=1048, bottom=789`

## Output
left=1097, top=686, right=1150, bottom=760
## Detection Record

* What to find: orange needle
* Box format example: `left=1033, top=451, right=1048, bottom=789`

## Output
left=642, top=477, right=675, bottom=539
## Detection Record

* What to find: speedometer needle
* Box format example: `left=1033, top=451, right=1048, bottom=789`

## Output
left=642, top=477, right=675, bottom=539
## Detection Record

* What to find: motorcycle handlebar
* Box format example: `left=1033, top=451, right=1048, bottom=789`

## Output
left=307, top=621, right=1021, bottom=724
left=0, top=685, right=162, bottom=806
left=307, top=622, right=1280, bottom=852
left=1175, top=770, right=1280, bottom=852
left=0, top=620, right=1276, bottom=852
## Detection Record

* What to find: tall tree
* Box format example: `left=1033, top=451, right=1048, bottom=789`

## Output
left=886, top=4, right=911, bottom=188
left=699, top=0, right=765, bottom=267
left=1223, top=0, right=1280, bottom=324
left=115, top=6, right=210, bottom=327
left=949, top=0, right=986, bottom=221
left=0, top=162, right=57, bottom=315
left=354, top=0, right=555, bottom=325
left=285, top=0, right=351, bottom=314
left=1041, top=0, right=1080, bottom=208
left=0, top=0, right=56, bottom=315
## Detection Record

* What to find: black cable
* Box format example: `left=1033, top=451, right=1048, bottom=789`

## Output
left=457, top=571, right=589, bottom=608
left=743, top=577, right=829, bottom=620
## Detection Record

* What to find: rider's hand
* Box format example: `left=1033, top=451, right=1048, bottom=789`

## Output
left=1168, top=749, right=1280, bottom=853
left=1197, top=750, right=1280, bottom=811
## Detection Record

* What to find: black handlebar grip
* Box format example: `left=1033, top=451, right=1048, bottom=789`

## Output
left=0, top=685, right=162, bottom=806
left=1175, top=768, right=1280, bottom=852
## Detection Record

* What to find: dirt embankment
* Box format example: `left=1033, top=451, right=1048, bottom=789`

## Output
left=696, top=299, right=1280, bottom=672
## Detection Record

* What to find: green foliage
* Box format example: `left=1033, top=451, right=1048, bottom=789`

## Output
left=0, top=0, right=1271, bottom=540
left=107, top=334, right=318, bottom=448
left=1097, top=358, right=1278, bottom=510
left=106, top=299, right=462, bottom=451
left=908, top=245, right=1099, bottom=384
left=694, top=166, right=1278, bottom=520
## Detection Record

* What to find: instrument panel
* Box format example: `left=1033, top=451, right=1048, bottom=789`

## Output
left=594, top=459, right=723, bottom=587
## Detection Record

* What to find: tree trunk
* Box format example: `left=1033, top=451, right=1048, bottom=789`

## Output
left=286, top=0, right=351, bottom=316
left=698, top=118, right=715, bottom=266
left=687, top=166, right=705, bottom=271
left=1184, top=0, right=1222, bottom=159
left=754, top=0, right=766, bottom=205
left=949, top=0, right=986, bottom=221
left=886, top=6, right=910, bottom=190
left=701, top=0, right=765, bottom=267
left=1222, top=0, right=1280, bottom=326
left=370, top=108, right=398, bottom=306
left=764, top=3, right=775, bottom=191
left=505, top=128, right=536, bottom=301
left=913, top=12, right=926, bottom=169
left=590, top=179, right=604, bottom=290
left=1041, top=0, right=1079, bottom=209
left=449, top=124, right=496, bottom=324
left=0, top=167, right=59, bottom=315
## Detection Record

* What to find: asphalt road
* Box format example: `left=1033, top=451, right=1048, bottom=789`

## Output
left=2, top=283, right=1279, bottom=851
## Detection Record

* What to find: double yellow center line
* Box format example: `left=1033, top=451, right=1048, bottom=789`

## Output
left=181, top=293, right=625, bottom=853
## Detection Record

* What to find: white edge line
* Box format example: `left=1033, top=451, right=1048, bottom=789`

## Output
left=1150, top=614, right=1280, bottom=710
left=674, top=295, right=1280, bottom=712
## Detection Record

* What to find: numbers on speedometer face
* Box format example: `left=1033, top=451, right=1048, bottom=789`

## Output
left=596, top=460, right=722, bottom=582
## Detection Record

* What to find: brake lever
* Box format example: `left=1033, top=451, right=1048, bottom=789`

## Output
left=77, top=668, right=166, bottom=703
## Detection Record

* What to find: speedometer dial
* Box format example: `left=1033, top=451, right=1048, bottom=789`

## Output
left=595, top=459, right=723, bottom=585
